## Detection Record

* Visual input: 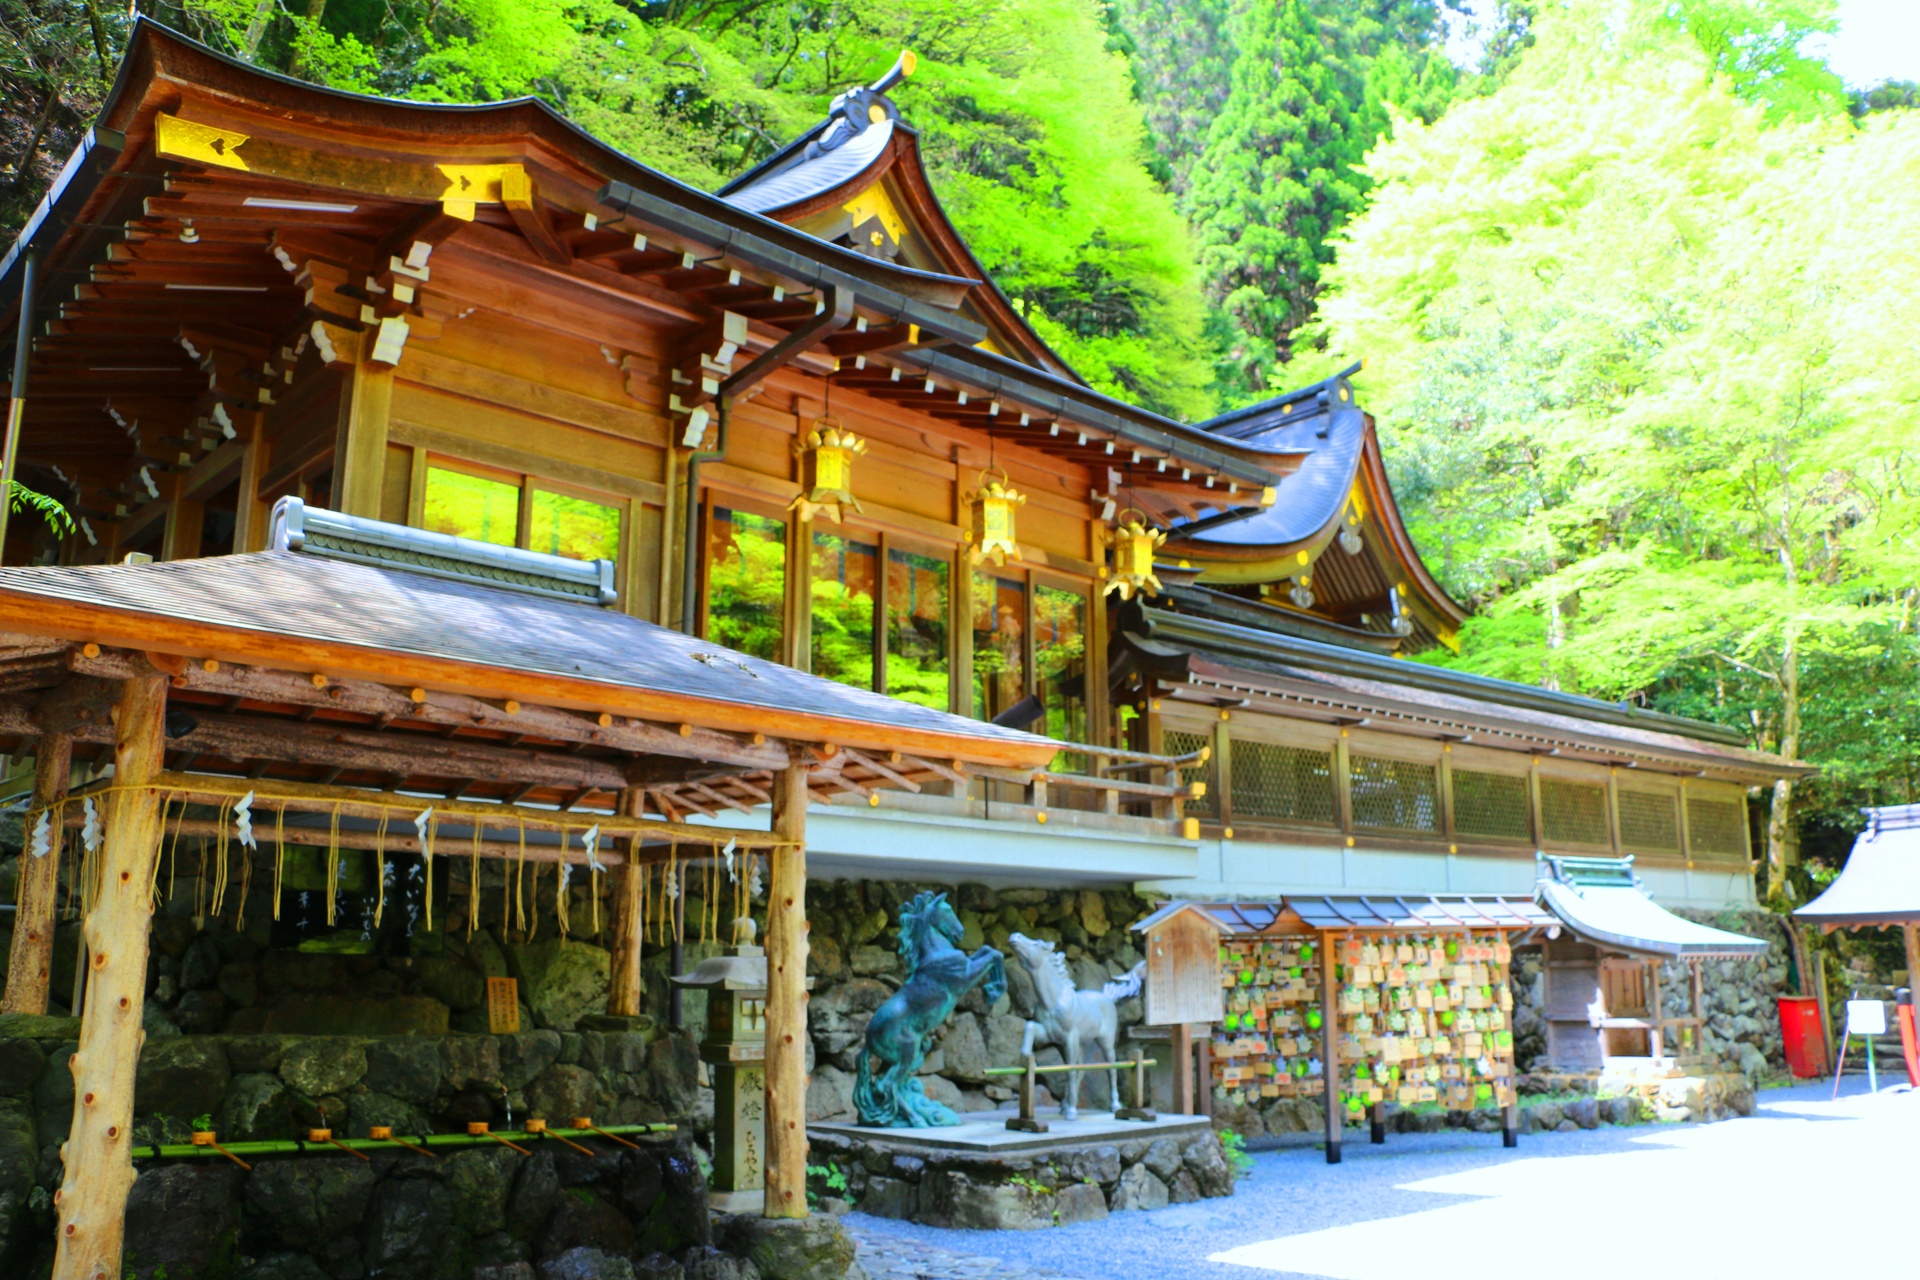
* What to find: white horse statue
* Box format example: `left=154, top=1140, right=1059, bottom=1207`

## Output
left=1008, top=932, right=1146, bottom=1119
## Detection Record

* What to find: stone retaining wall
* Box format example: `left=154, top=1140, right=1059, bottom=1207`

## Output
left=806, top=1127, right=1234, bottom=1229
left=799, top=881, right=1154, bottom=1125
left=0, top=1017, right=708, bottom=1277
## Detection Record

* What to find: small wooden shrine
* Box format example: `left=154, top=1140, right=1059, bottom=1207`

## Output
left=1534, top=855, right=1767, bottom=1072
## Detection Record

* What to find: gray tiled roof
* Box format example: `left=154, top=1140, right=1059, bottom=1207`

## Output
left=724, top=120, right=895, bottom=215
left=0, top=552, right=1053, bottom=753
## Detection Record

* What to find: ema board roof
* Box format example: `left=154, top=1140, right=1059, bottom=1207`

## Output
left=1795, top=805, right=1920, bottom=927
left=1536, top=855, right=1767, bottom=958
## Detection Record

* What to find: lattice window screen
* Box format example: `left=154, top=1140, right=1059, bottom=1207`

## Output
left=1164, top=729, right=1217, bottom=819
left=1349, top=755, right=1440, bottom=833
left=1541, top=779, right=1610, bottom=846
left=1688, top=797, right=1748, bottom=857
left=1452, top=770, right=1531, bottom=841
left=1617, top=790, right=1681, bottom=852
left=1230, top=739, right=1336, bottom=824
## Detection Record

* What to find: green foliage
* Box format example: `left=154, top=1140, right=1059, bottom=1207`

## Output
left=805, top=1160, right=851, bottom=1208
left=1117, top=0, right=1462, bottom=397
left=9, top=481, right=73, bottom=535
left=1219, top=1126, right=1254, bottom=1179
left=1312, top=0, right=1920, bottom=887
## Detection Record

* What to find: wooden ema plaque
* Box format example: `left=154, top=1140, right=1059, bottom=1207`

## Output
left=1144, top=908, right=1226, bottom=1027
left=487, top=977, right=521, bottom=1034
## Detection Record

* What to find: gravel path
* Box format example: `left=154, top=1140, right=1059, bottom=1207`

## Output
left=842, top=1078, right=1917, bottom=1280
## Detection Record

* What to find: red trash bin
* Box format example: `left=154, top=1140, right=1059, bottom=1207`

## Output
left=1777, top=996, right=1828, bottom=1078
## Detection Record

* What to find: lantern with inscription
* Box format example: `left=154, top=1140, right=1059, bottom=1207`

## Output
left=789, top=420, right=867, bottom=523
left=671, top=918, right=772, bottom=1212
left=968, top=468, right=1026, bottom=566
left=1104, top=511, right=1166, bottom=600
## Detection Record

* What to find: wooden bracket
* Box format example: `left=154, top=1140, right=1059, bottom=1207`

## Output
left=502, top=167, right=572, bottom=266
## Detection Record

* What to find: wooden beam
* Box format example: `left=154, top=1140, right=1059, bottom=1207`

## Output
left=502, top=168, right=571, bottom=266
left=142, top=770, right=790, bottom=849
left=2, top=734, right=71, bottom=1014
left=374, top=200, right=474, bottom=271
left=764, top=760, right=809, bottom=1219
left=69, top=649, right=791, bottom=772
left=53, top=675, right=167, bottom=1280
left=607, top=788, right=646, bottom=1017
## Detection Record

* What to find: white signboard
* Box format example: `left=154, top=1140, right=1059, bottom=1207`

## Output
left=1845, top=999, right=1887, bottom=1036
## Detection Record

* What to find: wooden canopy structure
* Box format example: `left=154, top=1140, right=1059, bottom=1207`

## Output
left=0, top=508, right=1059, bottom=1280
left=1154, top=894, right=1551, bottom=1164
left=1796, top=804, right=1920, bottom=1002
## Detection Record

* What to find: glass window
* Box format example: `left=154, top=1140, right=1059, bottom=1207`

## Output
left=886, top=547, right=950, bottom=709
left=529, top=489, right=622, bottom=563
left=424, top=466, right=518, bottom=547
left=971, top=571, right=1027, bottom=722
left=810, top=530, right=878, bottom=690
left=706, top=507, right=786, bottom=662
left=1034, top=583, right=1088, bottom=765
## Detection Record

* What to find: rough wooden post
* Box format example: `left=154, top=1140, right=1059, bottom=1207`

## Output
left=53, top=675, right=166, bottom=1280
left=763, top=760, right=809, bottom=1219
left=3, top=734, right=71, bottom=1014
left=606, top=788, right=646, bottom=1017
left=1320, top=931, right=1341, bottom=1165
left=1903, top=926, right=1920, bottom=1006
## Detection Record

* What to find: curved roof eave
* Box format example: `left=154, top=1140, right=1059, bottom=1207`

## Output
left=3, top=19, right=985, bottom=322
left=718, top=114, right=1078, bottom=378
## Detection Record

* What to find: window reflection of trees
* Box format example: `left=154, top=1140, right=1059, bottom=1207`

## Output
left=708, top=508, right=785, bottom=663
left=886, top=548, right=949, bottom=709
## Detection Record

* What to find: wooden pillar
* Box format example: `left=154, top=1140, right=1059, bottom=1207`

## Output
left=1320, top=930, right=1342, bottom=1164
left=53, top=675, right=167, bottom=1280
left=2, top=734, right=71, bottom=1013
left=1647, top=961, right=1665, bottom=1061
left=231, top=413, right=270, bottom=554
left=1171, top=1023, right=1194, bottom=1116
left=334, top=341, right=395, bottom=518
left=606, top=788, right=646, bottom=1017
left=763, top=760, right=809, bottom=1219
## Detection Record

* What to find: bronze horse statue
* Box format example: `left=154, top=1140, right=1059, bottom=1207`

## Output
left=853, top=891, right=1005, bottom=1127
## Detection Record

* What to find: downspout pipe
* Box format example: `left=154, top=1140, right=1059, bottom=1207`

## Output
left=0, top=251, right=40, bottom=565
left=676, top=285, right=854, bottom=636
left=679, top=392, right=731, bottom=636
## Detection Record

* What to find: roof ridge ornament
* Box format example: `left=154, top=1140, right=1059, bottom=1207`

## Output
left=268, top=496, right=617, bottom=606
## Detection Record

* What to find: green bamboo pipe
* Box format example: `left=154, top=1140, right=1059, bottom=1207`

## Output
left=132, top=1122, right=675, bottom=1162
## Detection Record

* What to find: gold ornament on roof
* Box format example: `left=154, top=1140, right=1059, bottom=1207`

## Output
left=968, top=468, right=1026, bottom=565
left=1104, top=510, right=1166, bottom=600
left=789, top=419, right=868, bottom=523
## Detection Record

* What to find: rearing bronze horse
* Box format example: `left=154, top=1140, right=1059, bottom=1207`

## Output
left=853, top=891, right=1005, bottom=1127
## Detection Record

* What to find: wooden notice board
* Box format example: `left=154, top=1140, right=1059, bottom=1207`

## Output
left=487, top=977, right=521, bottom=1034
left=1144, top=909, right=1226, bottom=1026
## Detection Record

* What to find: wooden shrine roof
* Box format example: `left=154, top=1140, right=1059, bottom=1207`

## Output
left=1795, top=805, right=1920, bottom=928
left=1116, top=604, right=1809, bottom=784
left=0, top=19, right=1300, bottom=535
left=1165, top=366, right=1469, bottom=652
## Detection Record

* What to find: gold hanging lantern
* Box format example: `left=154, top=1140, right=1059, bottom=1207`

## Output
left=789, top=419, right=867, bottom=523
left=1104, top=509, right=1166, bottom=600
left=968, top=468, right=1026, bottom=565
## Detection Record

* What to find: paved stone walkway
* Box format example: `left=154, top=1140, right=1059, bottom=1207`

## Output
left=847, top=1219, right=1084, bottom=1280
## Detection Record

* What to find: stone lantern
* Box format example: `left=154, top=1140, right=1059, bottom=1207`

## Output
left=672, top=917, right=775, bottom=1213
